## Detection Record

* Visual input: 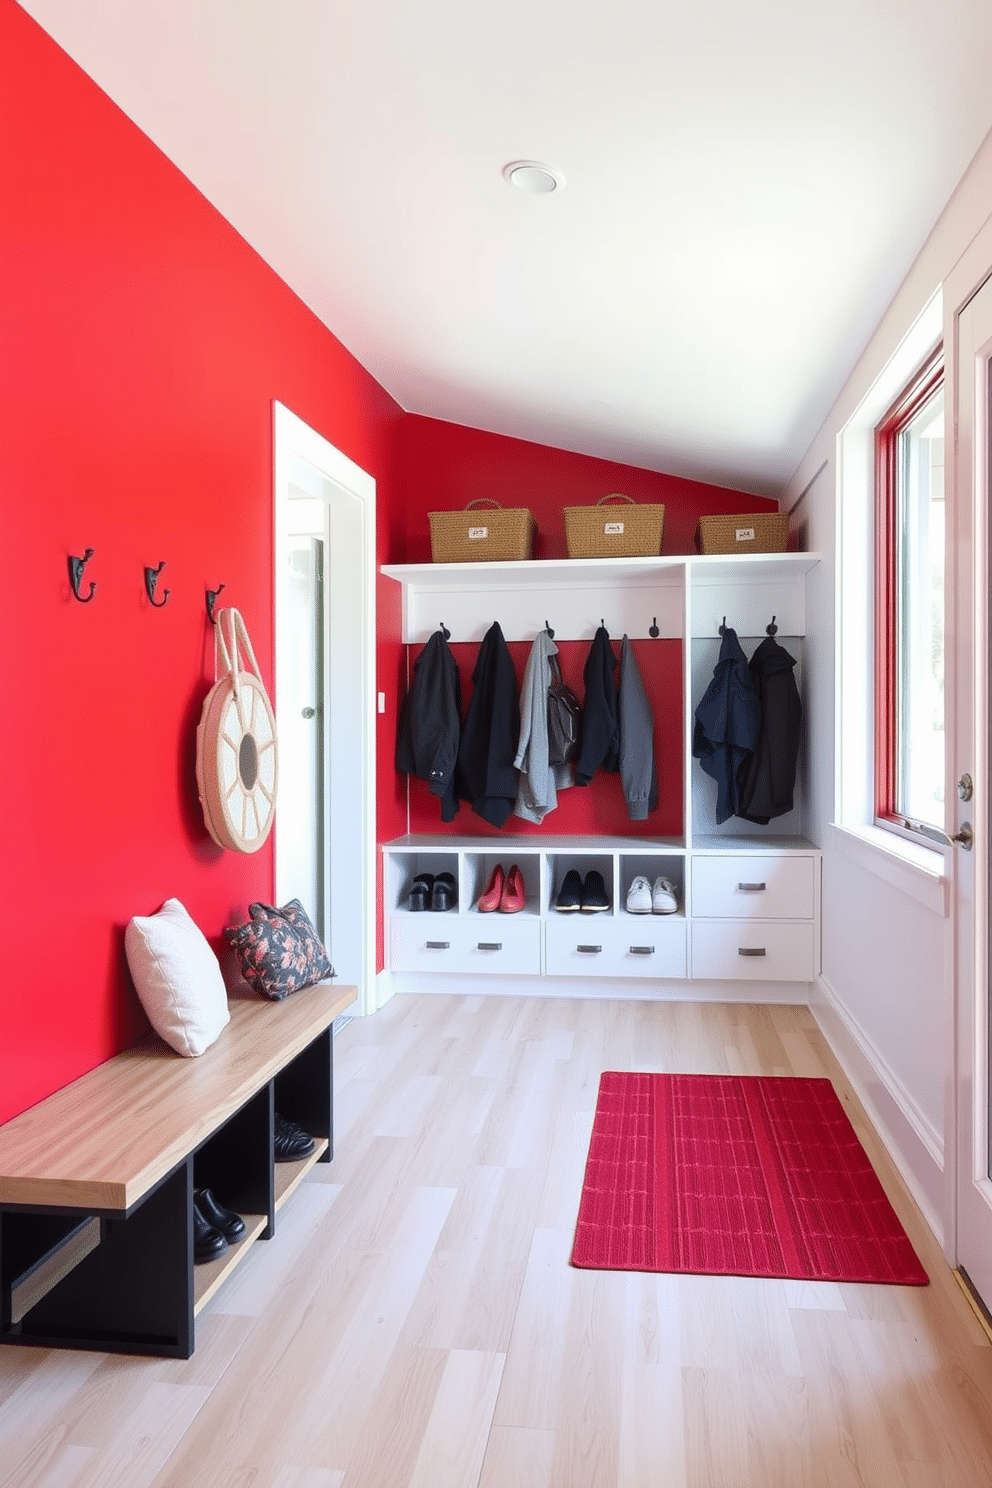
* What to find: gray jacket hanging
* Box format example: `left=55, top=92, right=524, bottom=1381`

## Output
left=618, top=635, right=658, bottom=821
left=514, top=630, right=573, bottom=825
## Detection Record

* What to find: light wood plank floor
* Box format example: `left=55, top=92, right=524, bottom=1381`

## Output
left=5, top=994, right=992, bottom=1487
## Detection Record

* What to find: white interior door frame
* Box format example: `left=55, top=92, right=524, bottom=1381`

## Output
left=273, top=400, right=377, bottom=1016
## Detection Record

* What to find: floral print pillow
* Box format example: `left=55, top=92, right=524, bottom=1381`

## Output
left=225, top=914, right=327, bottom=1000
left=248, top=899, right=334, bottom=984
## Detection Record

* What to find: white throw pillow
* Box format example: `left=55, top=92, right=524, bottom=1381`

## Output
left=125, top=898, right=230, bottom=1057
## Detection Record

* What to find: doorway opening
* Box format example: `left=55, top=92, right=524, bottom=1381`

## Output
left=273, top=402, right=376, bottom=1014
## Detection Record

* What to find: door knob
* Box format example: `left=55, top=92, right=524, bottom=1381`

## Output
left=301, top=706, right=316, bottom=719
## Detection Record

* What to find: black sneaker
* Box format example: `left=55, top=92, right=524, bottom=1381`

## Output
left=274, top=1112, right=316, bottom=1162
left=554, top=869, right=582, bottom=912
left=581, top=870, right=610, bottom=912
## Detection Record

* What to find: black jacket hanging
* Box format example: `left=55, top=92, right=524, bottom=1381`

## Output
left=692, top=626, right=761, bottom=824
left=395, top=629, right=462, bottom=821
left=456, top=621, right=520, bottom=829
left=574, top=625, right=620, bottom=785
left=738, top=634, right=802, bottom=824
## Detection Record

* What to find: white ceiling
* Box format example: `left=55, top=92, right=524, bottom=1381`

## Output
left=18, top=0, right=992, bottom=496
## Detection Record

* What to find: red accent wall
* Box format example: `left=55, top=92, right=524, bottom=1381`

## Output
left=0, top=3, right=777, bottom=1124
left=0, top=1, right=403, bottom=1122
left=395, top=416, right=775, bottom=562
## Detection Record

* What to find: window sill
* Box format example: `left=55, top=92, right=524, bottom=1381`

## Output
left=827, top=822, right=949, bottom=917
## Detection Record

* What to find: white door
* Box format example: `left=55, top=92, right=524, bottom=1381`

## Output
left=279, top=533, right=325, bottom=934
left=954, top=272, right=992, bottom=1312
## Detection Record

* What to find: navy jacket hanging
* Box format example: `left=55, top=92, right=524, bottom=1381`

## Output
left=395, top=629, right=462, bottom=822
left=574, top=625, right=620, bottom=785
left=692, top=626, right=761, bottom=824
left=738, top=634, right=802, bottom=823
left=456, top=621, right=520, bottom=829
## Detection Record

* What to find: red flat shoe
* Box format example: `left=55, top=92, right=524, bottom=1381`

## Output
left=500, top=863, right=526, bottom=913
left=477, top=863, right=504, bottom=912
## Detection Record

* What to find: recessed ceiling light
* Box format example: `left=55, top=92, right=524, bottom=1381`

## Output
left=503, top=160, right=563, bottom=194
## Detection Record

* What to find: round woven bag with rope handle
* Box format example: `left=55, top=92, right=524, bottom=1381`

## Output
left=195, top=608, right=278, bottom=853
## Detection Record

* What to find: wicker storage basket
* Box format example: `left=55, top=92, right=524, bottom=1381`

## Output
left=563, top=494, right=665, bottom=559
left=695, top=511, right=790, bottom=555
left=428, top=499, right=536, bottom=563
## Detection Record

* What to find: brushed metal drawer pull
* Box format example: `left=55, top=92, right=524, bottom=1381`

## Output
left=629, top=945, right=655, bottom=955
left=738, top=946, right=767, bottom=957
left=577, top=944, right=602, bottom=954
left=737, top=882, right=767, bottom=891
left=477, top=942, right=502, bottom=951
left=425, top=941, right=450, bottom=950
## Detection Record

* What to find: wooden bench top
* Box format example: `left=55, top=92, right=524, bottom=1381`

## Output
left=0, top=982, right=356, bottom=1213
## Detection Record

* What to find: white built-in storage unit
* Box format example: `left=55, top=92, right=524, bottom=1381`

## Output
left=381, top=553, right=820, bottom=998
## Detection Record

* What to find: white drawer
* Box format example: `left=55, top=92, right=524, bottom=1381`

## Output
left=690, top=921, right=815, bottom=981
left=389, top=914, right=542, bottom=975
left=691, top=855, right=815, bottom=919
left=545, top=917, right=687, bottom=979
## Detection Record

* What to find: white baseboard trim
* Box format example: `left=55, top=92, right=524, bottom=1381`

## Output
left=373, top=968, right=399, bottom=1011
left=811, top=972, right=946, bottom=1246
left=381, top=972, right=812, bottom=1004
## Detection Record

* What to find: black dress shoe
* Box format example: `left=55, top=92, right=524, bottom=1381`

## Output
left=409, top=873, right=434, bottom=911
left=274, top=1111, right=316, bottom=1162
left=192, top=1199, right=228, bottom=1263
left=554, top=869, right=582, bottom=912
left=430, top=871, right=457, bottom=911
left=194, top=1187, right=246, bottom=1242
left=581, top=870, right=610, bottom=912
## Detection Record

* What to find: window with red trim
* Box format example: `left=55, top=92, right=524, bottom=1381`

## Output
left=875, top=349, right=945, bottom=837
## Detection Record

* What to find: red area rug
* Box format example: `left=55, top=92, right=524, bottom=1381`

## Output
left=571, top=1072, right=928, bottom=1285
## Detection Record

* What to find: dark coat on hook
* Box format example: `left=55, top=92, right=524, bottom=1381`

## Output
left=737, top=634, right=802, bottom=823
left=574, top=625, right=620, bottom=785
left=692, top=626, right=761, bottom=824
left=456, top=621, right=520, bottom=829
left=395, top=629, right=462, bottom=821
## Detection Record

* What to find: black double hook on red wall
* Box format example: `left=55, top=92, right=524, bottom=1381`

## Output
left=67, top=549, right=227, bottom=620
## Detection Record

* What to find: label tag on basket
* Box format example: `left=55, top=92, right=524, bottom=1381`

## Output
left=604, top=521, right=624, bottom=535
left=468, top=526, right=488, bottom=540
left=736, top=527, right=756, bottom=542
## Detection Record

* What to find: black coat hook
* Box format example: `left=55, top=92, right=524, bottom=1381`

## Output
left=67, top=548, right=96, bottom=603
left=439, top=621, right=450, bottom=640
left=649, top=616, right=659, bottom=638
left=206, top=583, right=226, bottom=622
left=766, top=615, right=778, bottom=636
left=144, top=561, right=170, bottom=608
left=545, top=619, right=555, bottom=639
left=719, top=615, right=727, bottom=635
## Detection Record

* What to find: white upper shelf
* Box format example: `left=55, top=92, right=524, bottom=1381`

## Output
left=381, top=552, right=821, bottom=643
left=382, top=552, right=819, bottom=586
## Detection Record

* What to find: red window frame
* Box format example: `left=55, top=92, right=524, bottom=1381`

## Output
left=874, top=347, right=944, bottom=829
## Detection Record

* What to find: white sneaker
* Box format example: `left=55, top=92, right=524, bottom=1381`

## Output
left=625, top=875, right=653, bottom=914
left=652, top=876, right=679, bottom=914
